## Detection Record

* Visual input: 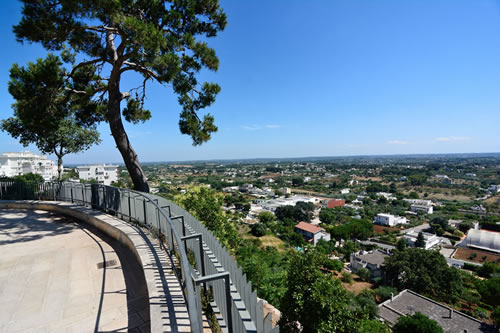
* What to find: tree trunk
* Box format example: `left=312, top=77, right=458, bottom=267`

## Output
left=57, top=155, right=63, bottom=181
left=107, top=79, right=150, bottom=193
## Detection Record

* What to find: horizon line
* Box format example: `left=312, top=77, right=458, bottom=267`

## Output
left=63, top=151, right=500, bottom=166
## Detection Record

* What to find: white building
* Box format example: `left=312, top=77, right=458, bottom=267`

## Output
left=295, top=222, right=331, bottom=245
left=404, top=231, right=440, bottom=249
left=488, top=185, right=500, bottom=193
left=376, top=192, right=396, bottom=201
left=77, top=164, right=118, bottom=185
left=374, top=213, right=407, bottom=227
left=410, top=204, right=433, bottom=214
left=0, top=151, right=58, bottom=181
left=340, top=188, right=350, bottom=194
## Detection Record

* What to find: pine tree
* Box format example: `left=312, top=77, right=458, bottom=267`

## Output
left=12, top=0, right=227, bottom=191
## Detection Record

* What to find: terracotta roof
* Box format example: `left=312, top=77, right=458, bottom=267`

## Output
left=295, top=222, right=324, bottom=234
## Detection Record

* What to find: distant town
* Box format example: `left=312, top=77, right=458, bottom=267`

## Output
left=2, top=150, right=500, bottom=331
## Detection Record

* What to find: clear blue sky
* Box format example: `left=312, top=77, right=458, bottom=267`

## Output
left=1, top=0, right=500, bottom=164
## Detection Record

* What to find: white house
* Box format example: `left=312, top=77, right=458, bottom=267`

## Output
left=404, top=231, right=440, bottom=249
left=295, top=222, right=330, bottom=245
left=0, top=151, right=58, bottom=181
left=340, top=188, right=350, bottom=194
left=77, top=164, right=118, bottom=185
left=374, top=213, right=407, bottom=227
left=488, top=185, right=500, bottom=193
left=410, top=204, right=433, bottom=214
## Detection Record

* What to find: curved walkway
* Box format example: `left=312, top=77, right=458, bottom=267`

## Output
left=0, top=209, right=150, bottom=333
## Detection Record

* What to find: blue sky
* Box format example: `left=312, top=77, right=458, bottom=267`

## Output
left=1, top=0, right=500, bottom=164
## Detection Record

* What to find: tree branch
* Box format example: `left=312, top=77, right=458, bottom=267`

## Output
left=120, top=61, right=160, bottom=81
left=85, top=25, right=119, bottom=33
left=65, top=86, right=107, bottom=95
left=64, top=87, right=87, bottom=95
left=69, top=58, right=106, bottom=76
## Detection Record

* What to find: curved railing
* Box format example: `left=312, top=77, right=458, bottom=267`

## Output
left=0, top=181, right=277, bottom=333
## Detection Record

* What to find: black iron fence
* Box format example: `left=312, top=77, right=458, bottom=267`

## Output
left=0, top=181, right=278, bottom=333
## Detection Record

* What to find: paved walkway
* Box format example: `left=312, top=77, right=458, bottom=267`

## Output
left=0, top=209, right=150, bottom=333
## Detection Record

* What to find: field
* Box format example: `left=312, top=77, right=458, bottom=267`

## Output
left=400, top=187, right=472, bottom=202
left=237, top=224, right=286, bottom=251
left=373, top=224, right=400, bottom=235
left=453, top=248, right=500, bottom=264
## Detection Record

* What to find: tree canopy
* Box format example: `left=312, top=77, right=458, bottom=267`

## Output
left=384, top=248, right=463, bottom=303
left=275, top=201, right=314, bottom=222
left=174, top=186, right=238, bottom=250
left=330, top=219, right=373, bottom=240
left=12, top=0, right=227, bottom=191
left=278, top=249, right=365, bottom=333
left=392, top=312, right=443, bottom=333
left=2, top=56, right=101, bottom=179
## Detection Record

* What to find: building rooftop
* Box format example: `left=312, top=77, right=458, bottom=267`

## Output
left=465, top=229, right=500, bottom=253
left=353, top=250, right=389, bottom=266
left=378, top=289, right=495, bottom=333
left=295, top=221, right=324, bottom=234
left=0, top=151, right=50, bottom=159
left=77, top=164, right=119, bottom=168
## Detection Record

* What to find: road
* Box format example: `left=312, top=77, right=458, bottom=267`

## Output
left=359, top=239, right=395, bottom=250
left=401, top=223, right=429, bottom=235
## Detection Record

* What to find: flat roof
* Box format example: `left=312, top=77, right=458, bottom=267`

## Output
left=354, top=250, right=389, bottom=266
left=378, top=289, right=494, bottom=333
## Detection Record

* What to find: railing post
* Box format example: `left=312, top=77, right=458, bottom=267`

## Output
left=70, top=187, right=74, bottom=203
left=102, top=185, right=106, bottom=211
left=193, top=272, right=233, bottom=333
left=181, top=234, right=206, bottom=293
left=128, top=193, right=132, bottom=221
left=161, top=205, right=171, bottom=217
left=143, top=198, right=147, bottom=225
left=171, top=216, right=186, bottom=236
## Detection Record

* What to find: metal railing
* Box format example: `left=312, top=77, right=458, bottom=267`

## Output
left=0, top=181, right=279, bottom=333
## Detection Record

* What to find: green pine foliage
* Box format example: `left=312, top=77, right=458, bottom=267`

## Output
left=11, top=0, right=227, bottom=191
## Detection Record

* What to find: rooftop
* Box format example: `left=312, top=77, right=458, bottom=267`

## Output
left=295, top=221, right=324, bottom=234
left=378, top=289, right=495, bottom=333
left=353, top=250, right=389, bottom=266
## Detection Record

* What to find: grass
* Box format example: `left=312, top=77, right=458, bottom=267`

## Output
left=237, top=224, right=286, bottom=251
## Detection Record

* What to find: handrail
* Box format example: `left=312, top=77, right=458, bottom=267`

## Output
left=127, top=188, right=201, bottom=332
left=0, top=181, right=271, bottom=333
left=0, top=181, right=201, bottom=332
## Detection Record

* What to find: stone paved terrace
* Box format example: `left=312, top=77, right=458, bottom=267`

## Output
left=0, top=208, right=150, bottom=333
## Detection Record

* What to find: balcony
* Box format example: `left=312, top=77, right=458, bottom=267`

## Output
left=0, top=182, right=278, bottom=333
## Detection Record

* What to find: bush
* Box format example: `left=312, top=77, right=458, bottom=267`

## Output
left=323, top=259, right=344, bottom=272
left=250, top=223, right=267, bottom=237
left=393, top=312, right=443, bottom=333
left=342, top=271, right=353, bottom=284
left=474, top=307, right=489, bottom=319
left=463, top=262, right=478, bottom=272
left=376, top=286, right=398, bottom=302
left=358, top=268, right=371, bottom=282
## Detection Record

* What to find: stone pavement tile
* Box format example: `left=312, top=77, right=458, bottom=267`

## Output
left=0, top=209, right=132, bottom=333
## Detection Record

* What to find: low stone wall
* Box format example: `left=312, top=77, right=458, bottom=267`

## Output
left=0, top=200, right=190, bottom=333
